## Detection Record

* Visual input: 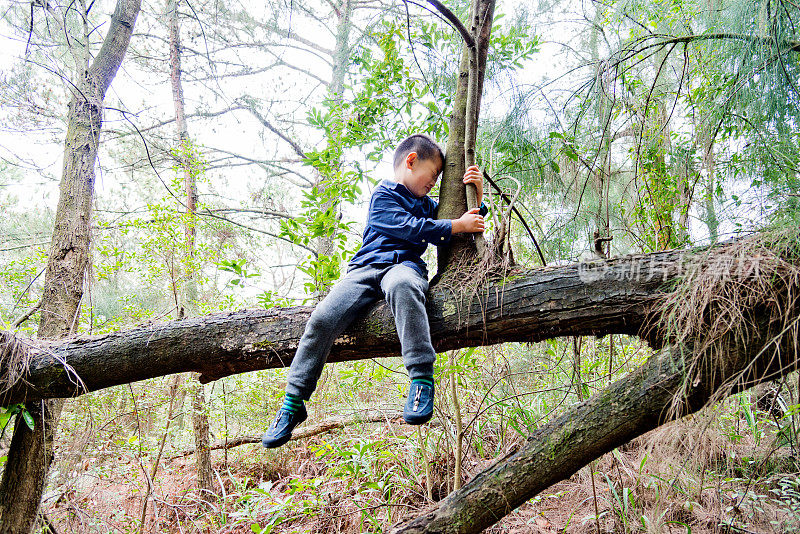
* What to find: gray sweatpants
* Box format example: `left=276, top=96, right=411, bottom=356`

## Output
left=286, top=263, right=436, bottom=400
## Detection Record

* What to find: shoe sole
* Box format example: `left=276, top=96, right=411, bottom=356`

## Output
left=403, top=412, right=433, bottom=425
left=261, top=432, right=293, bottom=449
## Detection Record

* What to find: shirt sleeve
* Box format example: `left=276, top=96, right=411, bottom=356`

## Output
left=369, top=188, right=452, bottom=244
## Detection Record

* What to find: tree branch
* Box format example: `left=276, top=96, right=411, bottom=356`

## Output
left=105, top=104, right=249, bottom=139
left=0, top=248, right=691, bottom=406
left=170, top=409, right=403, bottom=458
left=421, top=0, right=474, bottom=48
left=12, top=302, right=42, bottom=328
left=89, top=0, right=142, bottom=97
left=666, top=32, right=800, bottom=52
left=241, top=105, right=308, bottom=159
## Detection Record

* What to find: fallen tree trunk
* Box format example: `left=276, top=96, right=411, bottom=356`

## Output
left=1, top=249, right=686, bottom=406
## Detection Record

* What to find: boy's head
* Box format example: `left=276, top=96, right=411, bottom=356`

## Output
left=393, top=134, right=445, bottom=171
left=393, top=134, right=445, bottom=198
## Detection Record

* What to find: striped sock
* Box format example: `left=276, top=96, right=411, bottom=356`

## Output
left=281, top=393, right=303, bottom=414
left=412, top=376, right=434, bottom=387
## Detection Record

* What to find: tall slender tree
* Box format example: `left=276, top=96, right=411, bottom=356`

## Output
left=436, top=0, right=496, bottom=271
left=0, top=1, right=142, bottom=531
left=166, top=0, right=215, bottom=497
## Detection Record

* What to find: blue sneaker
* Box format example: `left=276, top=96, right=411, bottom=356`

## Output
left=261, top=404, right=308, bottom=448
left=404, top=382, right=434, bottom=425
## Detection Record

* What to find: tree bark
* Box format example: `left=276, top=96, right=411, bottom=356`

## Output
left=589, top=14, right=613, bottom=256
left=463, top=0, right=494, bottom=210
left=698, top=123, right=718, bottom=244
left=1, top=248, right=692, bottom=405
left=188, top=379, right=214, bottom=496
left=0, top=1, right=141, bottom=531
left=436, top=49, right=472, bottom=272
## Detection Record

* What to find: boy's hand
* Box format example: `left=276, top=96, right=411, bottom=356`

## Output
left=452, top=207, right=485, bottom=234
left=463, top=165, right=484, bottom=206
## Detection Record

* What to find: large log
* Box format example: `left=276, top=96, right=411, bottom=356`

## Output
left=1, top=249, right=686, bottom=406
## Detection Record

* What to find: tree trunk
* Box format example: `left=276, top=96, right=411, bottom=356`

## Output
left=2, top=248, right=696, bottom=405
left=698, top=124, right=718, bottom=244
left=590, top=12, right=612, bottom=255
left=437, top=0, right=496, bottom=271
left=0, top=399, right=64, bottom=533
left=167, top=0, right=214, bottom=497
left=0, top=1, right=141, bottom=531
left=310, top=0, right=353, bottom=298
left=188, top=379, right=214, bottom=496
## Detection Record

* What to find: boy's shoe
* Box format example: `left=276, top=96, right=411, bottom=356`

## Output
left=261, top=404, right=308, bottom=449
left=404, top=382, right=434, bottom=425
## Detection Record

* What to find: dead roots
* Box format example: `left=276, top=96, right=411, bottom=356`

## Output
left=0, top=330, right=33, bottom=399
left=658, top=229, right=800, bottom=417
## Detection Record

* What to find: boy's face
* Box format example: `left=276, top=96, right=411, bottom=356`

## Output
left=397, top=152, right=443, bottom=198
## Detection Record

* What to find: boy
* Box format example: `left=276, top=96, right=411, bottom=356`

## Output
left=262, top=133, right=486, bottom=448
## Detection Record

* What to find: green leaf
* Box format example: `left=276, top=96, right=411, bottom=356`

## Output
left=563, top=146, right=579, bottom=162
left=21, top=409, right=34, bottom=431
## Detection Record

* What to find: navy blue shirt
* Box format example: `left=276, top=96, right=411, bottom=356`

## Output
left=348, top=180, right=450, bottom=277
left=348, top=180, right=489, bottom=278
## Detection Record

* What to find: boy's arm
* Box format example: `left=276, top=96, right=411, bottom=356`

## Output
left=463, top=165, right=484, bottom=207
left=450, top=165, right=487, bottom=234
left=370, top=190, right=486, bottom=244
left=370, top=188, right=453, bottom=243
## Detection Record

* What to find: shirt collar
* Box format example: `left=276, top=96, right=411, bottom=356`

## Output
left=383, top=179, right=420, bottom=199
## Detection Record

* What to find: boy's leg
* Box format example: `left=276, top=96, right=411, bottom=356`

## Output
left=380, top=264, right=436, bottom=424
left=263, top=265, right=381, bottom=448
left=285, top=265, right=382, bottom=400
left=380, top=264, right=436, bottom=379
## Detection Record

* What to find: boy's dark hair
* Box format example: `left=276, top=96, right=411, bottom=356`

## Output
left=393, top=134, right=445, bottom=171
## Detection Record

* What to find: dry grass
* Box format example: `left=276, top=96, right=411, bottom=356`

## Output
left=495, top=408, right=799, bottom=534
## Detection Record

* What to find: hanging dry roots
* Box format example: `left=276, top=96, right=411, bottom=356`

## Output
left=655, top=228, right=800, bottom=417
left=0, top=330, right=33, bottom=397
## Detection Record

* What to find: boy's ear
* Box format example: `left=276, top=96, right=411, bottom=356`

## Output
left=405, top=151, right=418, bottom=168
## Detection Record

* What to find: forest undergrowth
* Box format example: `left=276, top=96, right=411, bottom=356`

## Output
left=19, top=337, right=799, bottom=534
